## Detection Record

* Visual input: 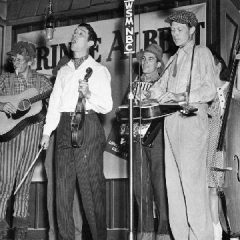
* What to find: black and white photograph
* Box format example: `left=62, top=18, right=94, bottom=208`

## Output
left=0, top=0, right=240, bottom=240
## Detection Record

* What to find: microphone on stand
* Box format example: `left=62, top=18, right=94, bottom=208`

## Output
left=45, top=0, right=55, bottom=41
left=46, top=27, right=54, bottom=41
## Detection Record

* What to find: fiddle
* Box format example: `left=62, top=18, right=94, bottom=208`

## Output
left=71, top=67, right=93, bottom=147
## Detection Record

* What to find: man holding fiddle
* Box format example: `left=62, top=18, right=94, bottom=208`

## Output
left=41, top=23, right=112, bottom=240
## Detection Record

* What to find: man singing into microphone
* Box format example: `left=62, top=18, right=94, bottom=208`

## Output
left=138, top=10, right=217, bottom=240
left=41, top=23, right=113, bottom=240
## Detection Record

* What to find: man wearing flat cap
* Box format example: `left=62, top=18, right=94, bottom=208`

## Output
left=0, top=41, right=52, bottom=240
left=125, top=43, right=171, bottom=240
left=138, top=10, right=217, bottom=240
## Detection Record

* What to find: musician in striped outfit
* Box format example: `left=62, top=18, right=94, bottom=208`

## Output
left=0, top=41, right=52, bottom=240
left=41, top=23, right=112, bottom=240
left=132, top=43, right=171, bottom=240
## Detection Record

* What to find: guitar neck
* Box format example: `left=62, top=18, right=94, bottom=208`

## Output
left=29, top=90, right=52, bottom=104
left=217, top=53, right=239, bottom=151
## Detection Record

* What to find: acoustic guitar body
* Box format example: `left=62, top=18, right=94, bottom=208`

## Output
left=0, top=88, right=45, bottom=142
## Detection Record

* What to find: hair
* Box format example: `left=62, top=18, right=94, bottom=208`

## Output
left=209, top=46, right=230, bottom=82
left=78, top=23, right=98, bottom=49
left=158, top=59, right=165, bottom=75
left=170, top=22, right=192, bottom=28
left=8, top=41, right=36, bottom=63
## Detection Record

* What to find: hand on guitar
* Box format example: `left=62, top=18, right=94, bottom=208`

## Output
left=0, top=102, right=17, bottom=114
left=40, top=134, right=50, bottom=150
left=78, top=80, right=91, bottom=99
left=157, top=92, right=186, bottom=103
left=135, top=89, right=151, bottom=102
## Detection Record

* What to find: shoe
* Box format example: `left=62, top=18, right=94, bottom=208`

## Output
left=213, top=222, right=222, bottom=240
left=0, top=219, right=9, bottom=240
left=137, top=232, right=155, bottom=240
left=14, top=227, right=28, bottom=240
left=156, top=234, right=171, bottom=240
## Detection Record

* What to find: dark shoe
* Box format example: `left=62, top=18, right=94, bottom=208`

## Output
left=137, top=232, right=155, bottom=240
left=14, top=227, right=28, bottom=240
left=0, top=219, right=9, bottom=240
left=12, top=217, right=29, bottom=240
left=156, top=234, right=172, bottom=240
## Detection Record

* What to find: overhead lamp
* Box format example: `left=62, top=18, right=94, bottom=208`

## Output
left=45, top=0, right=55, bottom=41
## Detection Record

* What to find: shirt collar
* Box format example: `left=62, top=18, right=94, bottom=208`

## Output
left=178, top=40, right=195, bottom=55
left=15, top=68, right=33, bottom=79
left=141, top=70, right=159, bottom=83
left=68, top=55, right=91, bottom=69
left=71, top=54, right=89, bottom=69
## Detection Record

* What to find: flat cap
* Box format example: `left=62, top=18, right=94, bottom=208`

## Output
left=165, top=10, right=198, bottom=27
left=7, top=41, right=36, bottom=58
left=137, top=43, right=163, bottom=62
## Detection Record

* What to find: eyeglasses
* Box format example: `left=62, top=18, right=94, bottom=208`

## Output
left=10, top=57, right=26, bottom=64
left=141, top=56, right=157, bottom=62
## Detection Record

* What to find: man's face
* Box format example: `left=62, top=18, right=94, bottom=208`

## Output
left=71, top=26, right=90, bottom=52
left=170, top=21, right=195, bottom=47
left=141, top=51, right=160, bottom=74
left=11, top=54, right=30, bottom=74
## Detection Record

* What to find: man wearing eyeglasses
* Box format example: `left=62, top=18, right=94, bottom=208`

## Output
left=0, top=41, right=52, bottom=240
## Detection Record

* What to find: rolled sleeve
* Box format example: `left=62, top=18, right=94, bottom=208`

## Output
left=189, top=47, right=217, bottom=103
left=149, top=67, right=169, bottom=99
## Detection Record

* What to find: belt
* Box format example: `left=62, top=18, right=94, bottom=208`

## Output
left=69, top=110, right=95, bottom=116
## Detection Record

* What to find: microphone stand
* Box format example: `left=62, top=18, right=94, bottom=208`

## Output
left=128, top=53, right=134, bottom=240
left=123, top=1, right=135, bottom=239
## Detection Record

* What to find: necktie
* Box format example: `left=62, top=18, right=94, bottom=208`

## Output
left=172, top=53, right=178, bottom=77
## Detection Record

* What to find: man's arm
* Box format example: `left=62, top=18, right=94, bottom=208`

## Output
left=42, top=69, right=63, bottom=137
left=85, top=66, right=113, bottom=114
left=0, top=74, right=17, bottom=114
left=189, top=46, right=217, bottom=103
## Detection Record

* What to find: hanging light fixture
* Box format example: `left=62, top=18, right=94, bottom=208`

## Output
left=45, top=0, right=55, bottom=41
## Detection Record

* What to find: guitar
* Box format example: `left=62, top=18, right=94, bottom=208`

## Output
left=0, top=88, right=52, bottom=142
left=117, top=101, right=184, bottom=147
left=116, top=101, right=184, bottom=122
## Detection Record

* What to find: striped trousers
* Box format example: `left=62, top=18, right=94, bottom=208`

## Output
left=55, top=113, right=107, bottom=240
left=0, top=124, right=42, bottom=220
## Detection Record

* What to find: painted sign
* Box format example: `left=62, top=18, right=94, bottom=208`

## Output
left=18, top=3, right=207, bottom=178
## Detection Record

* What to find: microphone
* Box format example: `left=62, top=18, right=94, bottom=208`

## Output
left=46, top=27, right=54, bottom=41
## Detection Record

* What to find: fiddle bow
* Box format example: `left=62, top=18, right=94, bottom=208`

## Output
left=71, top=67, right=93, bottom=147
